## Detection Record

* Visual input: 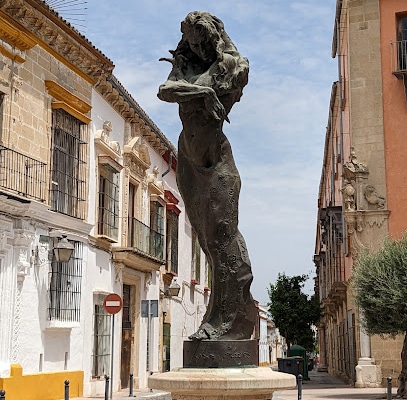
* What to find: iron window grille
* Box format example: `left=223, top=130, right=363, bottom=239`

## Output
left=92, top=294, right=111, bottom=378
left=50, top=108, right=87, bottom=219
left=48, top=239, right=82, bottom=322
left=150, top=200, right=164, bottom=259
left=98, top=164, right=119, bottom=241
left=166, top=210, right=179, bottom=275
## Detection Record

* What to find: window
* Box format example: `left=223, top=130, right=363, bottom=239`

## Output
left=191, top=230, right=201, bottom=284
left=98, top=164, right=119, bottom=241
left=150, top=200, right=164, bottom=259
left=166, top=210, right=179, bottom=274
left=204, top=259, right=212, bottom=292
left=48, top=239, right=82, bottom=322
left=397, top=16, right=407, bottom=71
left=0, top=92, right=4, bottom=141
left=127, top=182, right=137, bottom=246
left=50, top=108, right=87, bottom=219
left=92, top=294, right=111, bottom=378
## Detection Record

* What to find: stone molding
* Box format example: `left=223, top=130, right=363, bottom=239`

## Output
left=0, top=0, right=114, bottom=82
left=45, top=80, right=92, bottom=124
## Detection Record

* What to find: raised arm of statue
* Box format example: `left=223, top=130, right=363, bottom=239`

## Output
left=158, top=79, right=229, bottom=122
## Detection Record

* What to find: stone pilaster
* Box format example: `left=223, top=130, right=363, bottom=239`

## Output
left=0, top=216, right=14, bottom=377
left=10, top=222, right=34, bottom=364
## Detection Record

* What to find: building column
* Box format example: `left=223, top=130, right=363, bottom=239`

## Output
left=317, top=325, right=328, bottom=372
left=355, top=323, right=379, bottom=387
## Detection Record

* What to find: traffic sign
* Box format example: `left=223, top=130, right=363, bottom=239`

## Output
left=103, top=293, right=123, bottom=315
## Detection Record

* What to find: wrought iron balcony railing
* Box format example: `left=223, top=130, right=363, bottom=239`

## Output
left=0, top=144, right=47, bottom=202
left=391, top=40, right=407, bottom=76
left=128, top=217, right=164, bottom=260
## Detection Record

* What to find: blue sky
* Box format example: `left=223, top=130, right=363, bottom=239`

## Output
left=55, top=0, right=337, bottom=304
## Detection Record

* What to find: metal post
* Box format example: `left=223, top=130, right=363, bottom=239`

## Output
left=64, top=380, right=70, bottom=400
left=387, top=376, right=392, bottom=400
left=129, top=373, right=134, bottom=397
left=148, top=300, right=151, bottom=374
left=0, top=389, right=5, bottom=400
left=110, top=314, right=115, bottom=400
left=297, top=374, right=303, bottom=400
left=104, top=375, right=110, bottom=400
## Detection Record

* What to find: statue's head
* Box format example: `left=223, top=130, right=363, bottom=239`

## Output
left=174, top=11, right=249, bottom=96
left=180, top=12, right=226, bottom=63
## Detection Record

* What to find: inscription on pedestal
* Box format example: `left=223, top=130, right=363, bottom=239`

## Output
left=183, top=339, right=259, bottom=368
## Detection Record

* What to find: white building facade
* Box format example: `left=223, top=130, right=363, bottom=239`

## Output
left=258, top=305, right=286, bottom=366
left=0, top=2, right=208, bottom=399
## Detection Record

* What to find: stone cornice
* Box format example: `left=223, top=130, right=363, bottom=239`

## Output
left=0, top=13, right=37, bottom=50
left=45, top=80, right=91, bottom=114
left=0, top=0, right=114, bottom=82
left=96, top=74, right=178, bottom=159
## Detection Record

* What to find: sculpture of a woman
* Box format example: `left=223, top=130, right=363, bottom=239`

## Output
left=158, top=11, right=257, bottom=340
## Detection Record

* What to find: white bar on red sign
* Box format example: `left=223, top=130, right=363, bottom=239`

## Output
left=106, top=301, right=121, bottom=307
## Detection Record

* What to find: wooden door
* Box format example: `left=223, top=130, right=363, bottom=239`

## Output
left=120, top=284, right=132, bottom=388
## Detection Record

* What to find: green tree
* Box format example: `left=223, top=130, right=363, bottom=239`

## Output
left=267, top=273, right=322, bottom=353
left=351, top=234, right=407, bottom=397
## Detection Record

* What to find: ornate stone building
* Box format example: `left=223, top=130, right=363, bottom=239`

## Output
left=314, top=0, right=407, bottom=387
left=0, top=1, right=209, bottom=399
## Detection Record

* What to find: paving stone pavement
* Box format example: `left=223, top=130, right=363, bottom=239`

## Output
left=74, top=369, right=397, bottom=400
left=272, top=369, right=396, bottom=400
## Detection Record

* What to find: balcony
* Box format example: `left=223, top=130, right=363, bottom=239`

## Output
left=128, top=217, right=164, bottom=261
left=0, top=144, right=47, bottom=202
left=391, top=40, right=407, bottom=78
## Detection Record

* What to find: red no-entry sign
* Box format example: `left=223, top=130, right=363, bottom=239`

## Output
left=103, top=293, right=123, bottom=315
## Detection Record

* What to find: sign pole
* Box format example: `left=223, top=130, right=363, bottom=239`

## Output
left=103, top=293, right=123, bottom=400
left=148, top=300, right=151, bottom=375
left=110, top=313, right=114, bottom=400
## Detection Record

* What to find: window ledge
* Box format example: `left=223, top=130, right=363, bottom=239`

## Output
left=45, top=320, right=80, bottom=330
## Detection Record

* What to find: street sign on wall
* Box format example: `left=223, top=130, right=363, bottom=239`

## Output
left=103, top=293, right=123, bottom=315
left=141, top=299, right=158, bottom=317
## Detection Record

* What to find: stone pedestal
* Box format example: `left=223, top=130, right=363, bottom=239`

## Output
left=148, top=367, right=296, bottom=400
left=183, top=339, right=258, bottom=368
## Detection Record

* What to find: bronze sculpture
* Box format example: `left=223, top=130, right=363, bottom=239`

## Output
left=158, top=11, right=257, bottom=341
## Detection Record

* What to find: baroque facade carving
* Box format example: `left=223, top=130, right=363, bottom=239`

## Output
left=95, top=120, right=122, bottom=160
left=343, top=149, right=389, bottom=257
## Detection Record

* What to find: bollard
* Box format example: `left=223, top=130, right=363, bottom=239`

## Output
left=149, top=371, right=153, bottom=393
left=297, top=374, right=303, bottom=400
left=387, top=376, right=392, bottom=400
left=0, top=389, right=5, bottom=400
left=129, top=373, right=134, bottom=397
left=64, top=380, right=70, bottom=400
left=104, top=375, right=110, bottom=400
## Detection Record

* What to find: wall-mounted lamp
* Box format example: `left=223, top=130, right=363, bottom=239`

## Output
left=54, top=235, right=74, bottom=263
left=164, top=279, right=180, bottom=297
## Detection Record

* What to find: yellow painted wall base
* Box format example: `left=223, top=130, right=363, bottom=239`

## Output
left=0, top=364, right=84, bottom=400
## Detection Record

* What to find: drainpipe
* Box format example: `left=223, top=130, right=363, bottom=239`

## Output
left=162, top=152, right=173, bottom=177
